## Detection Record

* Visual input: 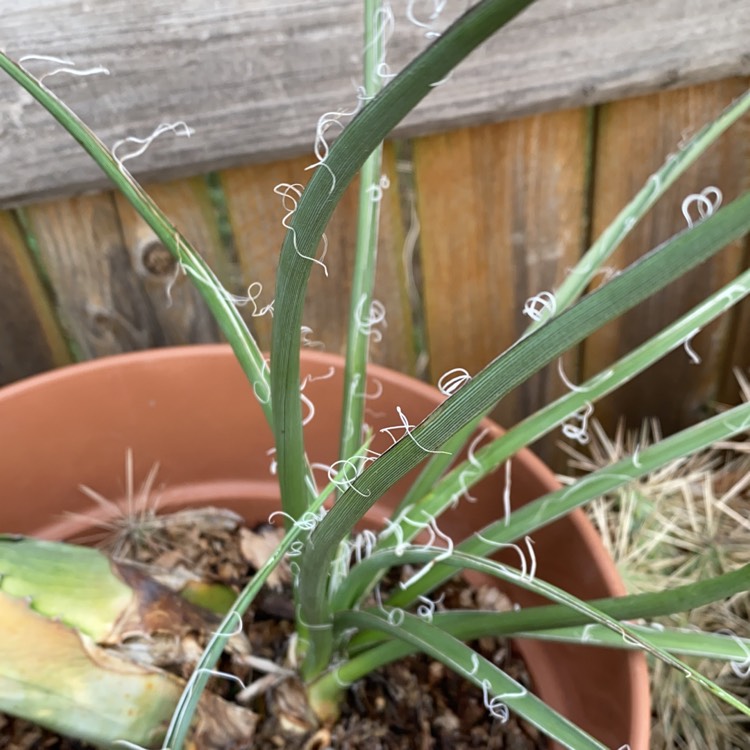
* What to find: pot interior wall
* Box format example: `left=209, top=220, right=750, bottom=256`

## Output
left=0, top=345, right=648, bottom=749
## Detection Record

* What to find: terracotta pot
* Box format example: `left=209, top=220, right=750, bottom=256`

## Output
left=0, top=345, right=649, bottom=749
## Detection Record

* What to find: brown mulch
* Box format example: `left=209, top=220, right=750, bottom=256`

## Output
left=1, top=509, right=545, bottom=750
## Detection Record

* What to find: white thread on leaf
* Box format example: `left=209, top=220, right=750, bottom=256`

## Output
left=371, top=3, right=397, bottom=81
left=406, top=0, right=448, bottom=39
left=468, top=653, right=480, bottom=676
left=399, top=511, right=454, bottom=589
left=717, top=630, right=750, bottom=678
left=112, top=122, right=193, bottom=171
left=437, top=367, right=472, bottom=396
left=332, top=664, right=355, bottom=688
left=300, top=326, right=325, bottom=350
left=287, top=540, right=305, bottom=558
left=268, top=508, right=325, bottom=531
left=300, top=391, right=316, bottom=426
left=681, top=186, right=723, bottom=228
left=557, top=359, right=589, bottom=393
left=355, top=295, right=387, bottom=342
left=524, top=536, right=537, bottom=581
left=682, top=327, right=702, bottom=364
left=581, top=623, right=597, bottom=643
left=454, top=428, right=490, bottom=506
left=300, top=366, right=336, bottom=390
left=380, top=406, right=451, bottom=454
left=473, top=532, right=529, bottom=579
left=209, top=610, right=243, bottom=638
left=253, top=378, right=271, bottom=405
left=416, top=593, right=444, bottom=623
left=367, top=174, right=391, bottom=202
left=522, top=291, right=557, bottom=322
left=219, top=281, right=274, bottom=316
left=352, top=529, right=378, bottom=563
left=379, top=517, right=407, bottom=556
left=561, top=402, right=594, bottom=445
left=305, top=101, right=362, bottom=192
left=375, top=585, right=405, bottom=626
left=326, top=458, right=373, bottom=497
left=274, top=183, right=329, bottom=275
left=20, top=54, right=110, bottom=83
left=480, top=680, right=509, bottom=722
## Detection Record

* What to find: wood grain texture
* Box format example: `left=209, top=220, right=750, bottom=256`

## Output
left=582, top=78, right=750, bottom=434
left=0, top=210, right=70, bottom=384
left=114, top=177, right=223, bottom=344
left=720, top=241, right=750, bottom=404
left=24, top=193, right=162, bottom=358
left=1, top=0, right=749, bottom=206
left=220, top=146, right=415, bottom=372
left=413, top=109, right=590, bottom=446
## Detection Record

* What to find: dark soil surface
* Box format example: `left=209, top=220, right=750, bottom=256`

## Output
left=1, top=508, right=546, bottom=750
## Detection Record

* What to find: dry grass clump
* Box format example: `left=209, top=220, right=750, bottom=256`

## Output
left=561, top=376, right=749, bottom=749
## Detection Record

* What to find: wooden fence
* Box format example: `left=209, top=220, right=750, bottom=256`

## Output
left=0, top=1, right=749, bottom=464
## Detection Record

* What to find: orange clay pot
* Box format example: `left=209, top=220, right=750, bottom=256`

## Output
left=0, top=345, right=649, bottom=749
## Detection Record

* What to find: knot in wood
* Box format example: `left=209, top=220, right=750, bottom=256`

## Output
left=140, top=240, right=176, bottom=277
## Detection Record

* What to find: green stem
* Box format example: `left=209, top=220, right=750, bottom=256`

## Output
left=315, top=562, right=749, bottom=699
left=339, top=0, right=387, bottom=465
left=0, top=53, right=271, bottom=424
left=330, top=0, right=388, bottom=598
left=271, top=0, right=537, bottom=594
left=277, top=0, right=538, bottom=678
left=385, top=399, right=750, bottom=609
left=528, top=88, right=750, bottom=329
left=300, top=191, right=750, bottom=677
left=365, top=266, right=750, bottom=590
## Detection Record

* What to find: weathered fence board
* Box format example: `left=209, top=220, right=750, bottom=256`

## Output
left=582, top=78, right=750, bottom=433
left=220, top=147, right=415, bottom=373
left=721, top=288, right=750, bottom=402
left=113, top=177, right=224, bottom=344
left=0, top=211, right=70, bottom=384
left=1, top=0, right=749, bottom=205
left=413, top=108, right=590, bottom=443
left=24, top=194, right=165, bottom=358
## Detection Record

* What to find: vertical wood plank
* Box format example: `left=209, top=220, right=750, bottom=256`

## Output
left=220, top=145, right=414, bottom=372
left=0, top=211, right=70, bottom=384
left=720, top=241, right=750, bottom=402
left=412, top=110, right=590, bottom=441
left=114, top=177, right=223, bottom=344
left=25, top=194, right=160, bottom=358
left=584, top=79, right=750, bottom=434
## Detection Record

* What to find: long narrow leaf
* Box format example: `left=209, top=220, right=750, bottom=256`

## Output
left=299, top=193, right=750, bottom=674
left=359, top=266, right=750, bottom=597
left=334, top=610, right=609, bottom=750
left=336, top=547, right=750, bottom=718
left=0, top=53, right=271, bottom=425
left=271, top=0, right=536, bottom=525
left=387, top=399, right=750, bottom=608
left=507, top=624, right=750, bottom=662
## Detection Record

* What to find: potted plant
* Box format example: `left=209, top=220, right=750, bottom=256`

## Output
left=1, top=1, right=749, bottom=748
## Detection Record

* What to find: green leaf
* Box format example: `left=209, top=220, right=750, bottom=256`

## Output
left=387, top=398, right=750, bottom=608
left=333, top=609, right=608, bottom=750
left=298, top=191, right=750, bottom=674
left=0, top=536, right=132, bottom=642
left=337, top=547, right=750, bottom=719
left=271, top=0, right=537, bottom=523
left=507, top=624, right=750, bottom=662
